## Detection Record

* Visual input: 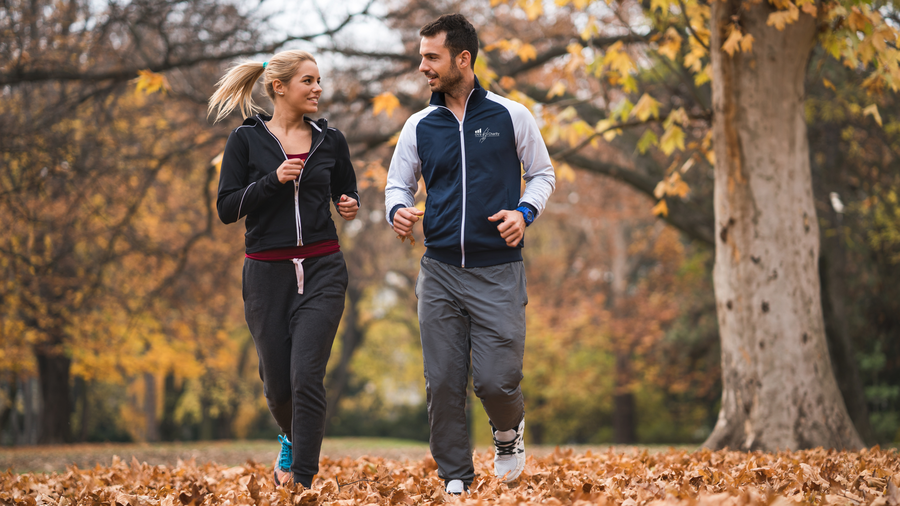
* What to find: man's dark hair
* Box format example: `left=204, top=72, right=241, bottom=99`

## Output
left=420, top=14, right=479, bottom=65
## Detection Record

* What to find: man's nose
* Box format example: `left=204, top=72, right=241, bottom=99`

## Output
left=418, top=58, right=429, bottom=73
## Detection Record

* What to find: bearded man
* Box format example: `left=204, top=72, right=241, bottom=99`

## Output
left=384, top=13, right=556, bottom=495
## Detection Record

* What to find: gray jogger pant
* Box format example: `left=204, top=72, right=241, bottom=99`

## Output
left=415, top=255, right=527, bottom=483
left=242, top=252, right=348, bottom=485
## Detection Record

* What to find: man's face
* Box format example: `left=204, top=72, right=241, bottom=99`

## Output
left=419, top=32, right=463, bottom=94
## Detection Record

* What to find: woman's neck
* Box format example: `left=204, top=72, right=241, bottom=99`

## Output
left=268, top=108, right=308, bottom=134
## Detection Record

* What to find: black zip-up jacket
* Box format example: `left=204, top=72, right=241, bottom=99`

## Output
left=216, top=114, right=359, bottom=253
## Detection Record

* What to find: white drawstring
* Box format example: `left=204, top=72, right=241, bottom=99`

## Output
left=291, top=258, right=305, bottom=294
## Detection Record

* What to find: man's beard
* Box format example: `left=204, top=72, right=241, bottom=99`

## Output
left=431, top=60, right=464, bottom=94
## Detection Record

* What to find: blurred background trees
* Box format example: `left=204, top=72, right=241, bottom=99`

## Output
left=1, top=0, right=897, bottom=447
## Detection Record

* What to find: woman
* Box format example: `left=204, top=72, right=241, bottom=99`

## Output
left=208, top=50, right=359, bottom=488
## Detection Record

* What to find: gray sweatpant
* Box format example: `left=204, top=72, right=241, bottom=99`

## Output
left=242, top=252, right=348, bottom=486
left=415, top=255, right=527, bottom=484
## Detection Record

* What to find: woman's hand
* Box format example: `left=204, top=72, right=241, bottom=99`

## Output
left=337, top=194, right=359, bottom=220
left=276, top=158, right=305, bottom=184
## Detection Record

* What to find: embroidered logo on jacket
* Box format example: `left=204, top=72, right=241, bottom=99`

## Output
left=474, top=127, right=500, bottom=143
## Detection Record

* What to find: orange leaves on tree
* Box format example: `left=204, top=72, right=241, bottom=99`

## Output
left=546, top=81, right=567, bottom=99
left=637, top=129, right=659, bottom=154
left=659, top=108, right=689, bottom=155
left=601, top=42, right=637, bottom=92
left=766, top=3, right=800, bottom=31
left=660, top=125, right=686, bottom=155
left=655, top=170, right=692, bottom=201
left=517, top=43, right=538, bottom=62
left=631, top=94, right=662, bottom=122
left=722, top=25, right=755, bottom=57
left=864, top=104, right=883, bottom=126
left=652, top=198, right=669, bottom=217
left=565, top=42, right=587, bottom=76
left=133, top=70, right=169, bottom=95
left=516, top=0, right=544, bottom=20
left=485, top=39, right=537, bottom=62
left=657, top=28, right=683, bottom=61
left=371, top=93, right=400, bottom=118
left=650, top=0, right=672, bottom=15
left=490, top=0, right=544, bottom=19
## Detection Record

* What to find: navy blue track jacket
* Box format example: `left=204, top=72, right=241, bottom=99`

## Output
left=385, top=78, right=555, bottom=268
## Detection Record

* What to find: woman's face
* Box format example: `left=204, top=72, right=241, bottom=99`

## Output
left=275, top=60, right=322, bottom=115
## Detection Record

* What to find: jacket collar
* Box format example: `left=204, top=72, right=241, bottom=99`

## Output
left=247, top=114, right=328, bottom=148
left=428, top=75, right=487, bottom=111
left=245, top=114, right=327, bottom=133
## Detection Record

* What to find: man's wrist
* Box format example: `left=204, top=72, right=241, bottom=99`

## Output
left=388, top=204, right=406, bottom=224
left=516, top=205, right=535, bottom=226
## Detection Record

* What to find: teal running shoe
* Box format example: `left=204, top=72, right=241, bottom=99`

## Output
left=273, top=434, right=292, bottom=486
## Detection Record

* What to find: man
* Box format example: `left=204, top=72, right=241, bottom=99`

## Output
left=384, top=14, right=555, bottom=494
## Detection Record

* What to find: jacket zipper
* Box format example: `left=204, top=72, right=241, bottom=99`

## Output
left=260, top=117, right=326, bottom=247
left=301, top=127, right=327, bottom=244
left=436, top=89, right=475, bottom=268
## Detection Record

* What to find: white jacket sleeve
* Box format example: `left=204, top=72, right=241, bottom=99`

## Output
left=511, top=104, right=556, bottom=216
left=384, top=117, right=422, bottom=225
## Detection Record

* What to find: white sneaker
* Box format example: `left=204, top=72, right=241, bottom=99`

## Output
left=445, top=479, right=466, bottom=495
left=492, top=418, right=525, bottom=482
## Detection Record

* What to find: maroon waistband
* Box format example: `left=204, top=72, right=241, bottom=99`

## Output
left=245, top=240, right=340, bottom=261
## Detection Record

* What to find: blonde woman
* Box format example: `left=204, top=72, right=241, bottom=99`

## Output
left=209, top=50, right=359, bottom=488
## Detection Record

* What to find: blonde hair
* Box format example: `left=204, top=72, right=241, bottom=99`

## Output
left=207, top=50, right=318, bottom=124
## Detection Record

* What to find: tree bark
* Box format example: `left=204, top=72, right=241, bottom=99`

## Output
left=36, top=349, right=72, bottom=444
left=704, top=0, right=863, bottom=450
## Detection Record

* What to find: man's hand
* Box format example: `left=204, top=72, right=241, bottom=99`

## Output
left=488, top=209, right=526, bottom=247
left=336, top=195, right=358, bottom=221
left=392, top=207, right=424, bottom=238
left=275, top=158, right=305, bottom=184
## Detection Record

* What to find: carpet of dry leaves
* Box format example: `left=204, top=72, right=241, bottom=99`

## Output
left=2, top=447, right=899, bottom=505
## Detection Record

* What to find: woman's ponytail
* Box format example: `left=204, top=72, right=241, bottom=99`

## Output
left=207, top=61, right=266, bottom=124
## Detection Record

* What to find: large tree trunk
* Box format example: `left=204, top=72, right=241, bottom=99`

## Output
left=705, top=0, right=863, bottom=450
left=36, top=349, right=72, bottom=444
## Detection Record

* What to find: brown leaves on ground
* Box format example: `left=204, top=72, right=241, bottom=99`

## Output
left=2, top=447, right=899, bottom=506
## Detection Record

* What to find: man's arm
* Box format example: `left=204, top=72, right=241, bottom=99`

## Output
left=385, top=118, right=424, bottom=235
left=512, top=104, right=556, bottom=219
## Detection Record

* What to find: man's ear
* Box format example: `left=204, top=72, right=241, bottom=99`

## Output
left=457, top=50, right=472, bottom=70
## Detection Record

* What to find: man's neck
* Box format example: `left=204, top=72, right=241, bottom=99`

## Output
left=443, top=74, right=476, bottom=121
